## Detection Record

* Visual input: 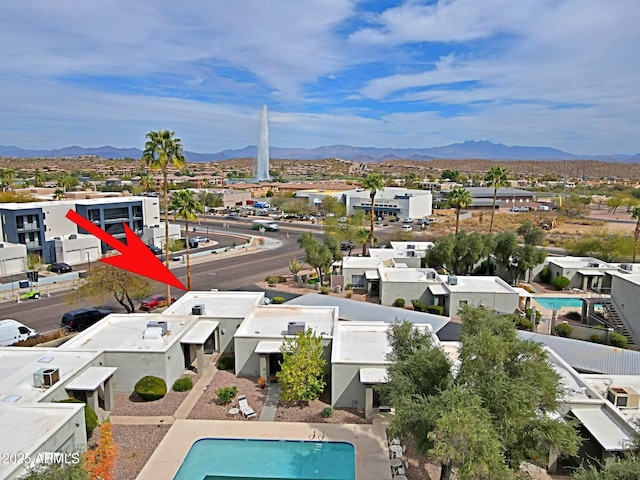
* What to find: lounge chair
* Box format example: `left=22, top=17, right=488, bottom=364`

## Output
left=238, top=394, right=257, bottom=419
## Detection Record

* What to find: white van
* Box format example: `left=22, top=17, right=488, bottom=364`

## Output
left=0, top=319, right=39, bottom=346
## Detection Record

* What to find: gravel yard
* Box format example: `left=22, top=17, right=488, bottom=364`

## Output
left=112, top=424, right=172, bottom=480
left=112, top=373, right=200, bottom=417
left=187, top=369, right=266, bottom=420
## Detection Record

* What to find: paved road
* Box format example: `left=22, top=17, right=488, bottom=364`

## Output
left=0, top=226, right=306, bottom=334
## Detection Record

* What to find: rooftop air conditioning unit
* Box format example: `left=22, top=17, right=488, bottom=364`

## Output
left=33, top=368, right=60, bottom=388
left=606, top=386, right=640, bottom=408
left=146, top=321, right=167, bottom=334
left=620, top=264, right=633, bottom=271
left=53, top=236, right=61, bottom=240
left=192, top=305, right=206, bottom=316
left=588, top=262, right=600, bottom=268
left=69, top=234, right=77, bottom=239
left=448, top=275, right=458, bottom=285
left=287, top=322, right=305, bottom=335
left=407, top=245, right=415, bottom=249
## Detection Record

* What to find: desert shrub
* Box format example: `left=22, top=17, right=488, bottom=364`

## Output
left=345, top=292, right=352, bottom=299
left=271, top=296, right=285, bottom=304
left=590, top=334, right=604, bottom=344
left=13, top=328, right=68, bottom=347
left=525, top=308, right=542, bottom=324
left=345, top=283, right=353, bottom=290
left=321, top=406, right=334, bottom=418
left=173, top=376, right=193, bottom=392
left=57, top=398, right=98, bottom=436
left=426, top=305, right=444, bottom=315
left=516, top=319, right=533, bottom=331
left=216, top=356, right=235, bottom=370
left=134, top=376, right=167, bottom=401
left=265, top=275, right=286, bottom=284
left=552, top=276, right=571, bottom=290
left=555, top=323, right=573, bottom=338
left=307, top=277, right=319, bottom=285
left=394, top=298, right=405, bottom=308
left=539, top=267, right=552, bottom=283
left=609, top=332, right=628, bottom=348
left=411, top=300, right=426, bottom=312
left=320, top=286, right=331, bottom=295
left=565, top=311, right=582, bottom=322
left=216, top=386, right=237, bottom=405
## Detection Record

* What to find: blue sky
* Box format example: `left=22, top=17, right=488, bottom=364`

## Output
left=0, top=0, right=638, bottom=155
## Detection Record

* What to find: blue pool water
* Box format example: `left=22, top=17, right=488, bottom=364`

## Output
left=173, top=438, right=356, bottom=480
left=533, top=297, right=584, bottom=309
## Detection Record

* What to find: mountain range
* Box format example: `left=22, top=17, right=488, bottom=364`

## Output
left=0, top=141, right=638, bottom=163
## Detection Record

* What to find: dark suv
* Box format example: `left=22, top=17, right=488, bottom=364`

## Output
left=60, top=308, right=112, bottom=332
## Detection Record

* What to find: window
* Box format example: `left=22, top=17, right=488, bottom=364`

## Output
left=351, top=275, right=365, bottom=288
left=458, top=300, right=468, bottom=308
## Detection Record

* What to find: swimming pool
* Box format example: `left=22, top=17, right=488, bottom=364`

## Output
left=533, top=297, right=584, bottom=309
left=173, top=438, right=356, bottom=480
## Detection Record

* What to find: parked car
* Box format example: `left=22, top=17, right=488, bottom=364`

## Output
left=50, top=262, right=72, bottom=273
left=19, top=289, right=41, bottom=300
left=402, top=225, right=413, bottom=231
left=191, top=236, right=209, bottom=244
left=60, top=307, right=112, bottom=332
left=147, top=244, right=162, bottom=255
left=139, top=294, right=177, bottom=311
left=403, top=217, right=414, bottom=224
left=340, top=241, right=353, bottom=250
left=0, top=319, right=39, bottom=346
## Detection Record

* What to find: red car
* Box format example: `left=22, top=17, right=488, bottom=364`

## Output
left=139, top=294, right=176, bottom=311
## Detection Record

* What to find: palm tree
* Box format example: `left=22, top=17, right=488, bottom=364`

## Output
left=33, top=170, right=46, bottom=187
left=169, top=190, right=203, bottom=290
left=484, top=166, right=509, bottom=233
left=57, top=173, right=76, bottom=192
left=0, top=168, right=16, bottom=192
left=52, top=188, right=65, bottom=200
left=142, top=130, right=186, bottom=303
left=362, top=173, right=385, bottom=248
left=448, top=187, right=473, bottom=235
left=138, top=173, right=156, bottom=196
left=630, top=206, right=640, bottom=263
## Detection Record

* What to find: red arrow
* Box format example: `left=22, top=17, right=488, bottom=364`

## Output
left=65, top=209, right=186, bottom=290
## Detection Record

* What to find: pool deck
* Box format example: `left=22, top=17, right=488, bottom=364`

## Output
left=137, top=418, right=393, bottom=480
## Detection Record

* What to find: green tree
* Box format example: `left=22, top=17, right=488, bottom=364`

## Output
left=517, top=221, right=545, bottom=246
left=0, top=168, right=16, bottom=191
left=563, top=193, right=592, bottom=217
left=142, top=130, right=186, bottom=305
left=574, top=452, right=640, bottom=479
left=319, top=195, right=346, bottom=217
left=57, top=173, right=78, bottom=192
left=297, top=232, right=340, bottom=286
left=630, top=206, right=640, bottom=262
left=52, top=188, right=65, bottom=200
left=485, top=166, right=509, bottom=233
left=565, top=230, right=633, bottom=262
left=169, top=190, right=203, bottom=290
left=69, top=263, right=153, bottom=313
left=278, top=329, right=326, bottom=402
left=362, top=173, right=385, bottom=248
left=33, top=170, right=46, bottom=187
left=323, top=210, right=366, bottom=255
left=448, top=188, right=473, bottom=235
left=606, top=195, right=624, bottom=214
left=494, top=231, right=547, bottom=284
left=441, top=169, right=462, bottom=183
left=139, top=173, right=156, bottom=196
left=24, top=252, right=44, bottom=272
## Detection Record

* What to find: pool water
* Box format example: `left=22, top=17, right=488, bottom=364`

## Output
left=533, top=297, right=584, bottom=309
left=174, top=438, right=356, bottom=480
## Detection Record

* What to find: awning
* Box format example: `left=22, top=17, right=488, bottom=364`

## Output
left=365, top=270, right=380, bottom=280
left=428, top=284, right=449, bottom=296
left=571, top=406, right=635, bottom=451
left=513, top=287, right=533, bottom=298
left=359, top=368, right=388, bottom=384
left=255, top=341, right=285, bottom=354
left=65, top=367, right=118, bottom=391
left=181, top=320, right=219, bottom=345
left=577, top=270, right=605, bottom=276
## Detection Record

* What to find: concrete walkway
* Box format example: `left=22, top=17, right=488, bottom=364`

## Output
left=258, top=383, right=281, bottom=421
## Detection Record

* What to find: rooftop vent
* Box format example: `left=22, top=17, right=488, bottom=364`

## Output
left=606, top=386, right=639, bottom=408
left=146, top=321, right=167, bottom=334
left=287, top=322, right=305, bottom=335
left=192, top=305, right=206, bottom=316
left=143, top=328, right=163, bottom=340
left=448, top=275, right=458, bottom=286
left=588, top=262, right=600, bottom=268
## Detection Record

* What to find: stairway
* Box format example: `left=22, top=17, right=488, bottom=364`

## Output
left=601, top=302, right=635, bottom=346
